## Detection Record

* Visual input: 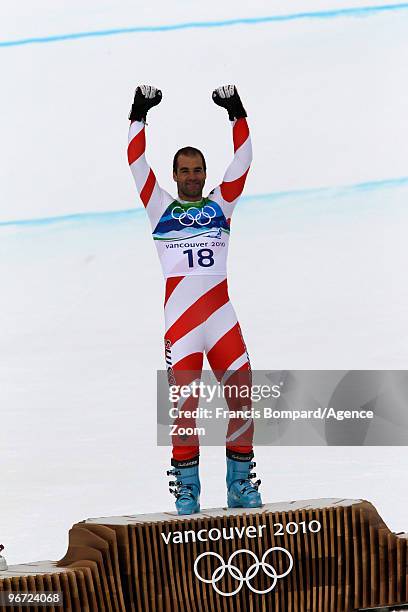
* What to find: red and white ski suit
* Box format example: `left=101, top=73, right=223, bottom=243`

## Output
left=128, top=118, right=253, bottom=461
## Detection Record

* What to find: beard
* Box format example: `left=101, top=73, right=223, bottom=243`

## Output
left=178, top=179, right=204, bottom=200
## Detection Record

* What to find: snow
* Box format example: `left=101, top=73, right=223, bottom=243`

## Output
left=1, top=1, right=407, bottom=565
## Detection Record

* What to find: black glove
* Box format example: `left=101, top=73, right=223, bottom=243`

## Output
left=129, top=85, right=162, bottom=122
left=212, top=85, right=247, bottom=121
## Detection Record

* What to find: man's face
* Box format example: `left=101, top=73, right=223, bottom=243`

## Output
left=173, top=154, right=206, bottom=201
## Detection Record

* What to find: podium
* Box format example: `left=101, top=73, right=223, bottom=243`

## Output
left=1, top=498, right=408, bottom=611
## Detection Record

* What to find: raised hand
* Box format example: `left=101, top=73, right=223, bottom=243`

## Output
left=129, top=85, right=162, bottom=122
left=212, top=85, right=247, bottom=121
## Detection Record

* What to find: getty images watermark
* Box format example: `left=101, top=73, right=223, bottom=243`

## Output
left=156, top=370, right=408, bottom=446
left=168, top=381, right=374, bottom=422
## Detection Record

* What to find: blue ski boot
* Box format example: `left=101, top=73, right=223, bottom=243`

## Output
left=167, top=458, right=201, bottom=515
left=226, top=451, right=263, bottom=509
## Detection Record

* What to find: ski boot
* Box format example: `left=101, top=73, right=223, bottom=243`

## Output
left=167, top=458, right=201, bottom=515
left=226, top=451, right=263, bottom=508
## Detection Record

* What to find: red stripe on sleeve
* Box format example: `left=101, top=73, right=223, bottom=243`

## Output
left=127, top=127, right=146, bottom=165
left=140, top=168, right=156, bottom=207
left=233, top=118, right=249, bottom=152
left=220, top=168, right=249, bottom=203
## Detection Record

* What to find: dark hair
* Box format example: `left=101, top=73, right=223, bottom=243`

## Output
left=173, top=147, right=207, bottom=173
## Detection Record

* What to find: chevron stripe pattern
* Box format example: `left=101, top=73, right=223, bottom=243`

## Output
left=164, top=275, right=253, bottom=461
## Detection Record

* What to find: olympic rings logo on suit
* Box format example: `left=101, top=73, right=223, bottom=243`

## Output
left=171, top=205, right=216, bottom=226
left=193, top=547, right=293, bottom=597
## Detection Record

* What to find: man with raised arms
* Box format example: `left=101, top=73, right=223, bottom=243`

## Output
left=127, top=84, right=262, bottom=515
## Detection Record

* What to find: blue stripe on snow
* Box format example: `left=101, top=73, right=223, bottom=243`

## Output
left=1, top=176, right=408, bottom=229
left=1, top=3, right=408, bottom=48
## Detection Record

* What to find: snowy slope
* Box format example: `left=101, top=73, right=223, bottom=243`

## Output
left=0, top=2, right=408, bottom=222
left=1, top=1, right=408, bottom=565
left=2, top=180, right=408, bottom=564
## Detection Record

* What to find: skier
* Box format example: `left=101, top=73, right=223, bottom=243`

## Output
left=127, top=84, right=262, bottom=515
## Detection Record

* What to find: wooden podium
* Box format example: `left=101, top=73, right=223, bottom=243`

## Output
left=1, top=498, right=408, bottom=611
